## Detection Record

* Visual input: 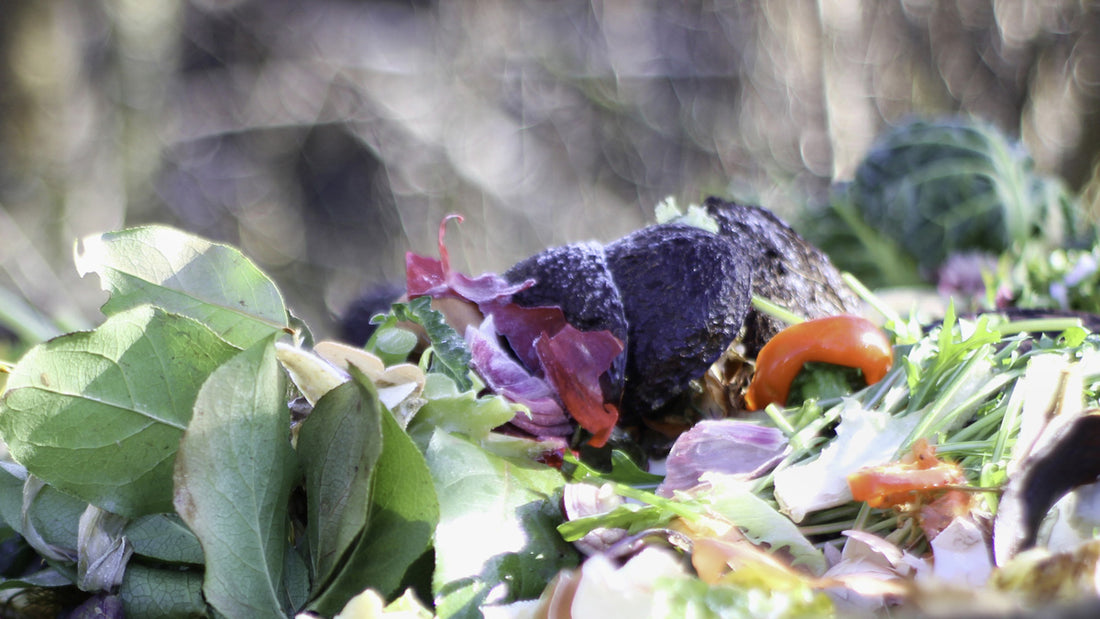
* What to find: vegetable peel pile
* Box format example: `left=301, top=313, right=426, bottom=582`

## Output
left=3, top=117, right=1100, bottom=617
left=1, top=220, right=1099, bottom=618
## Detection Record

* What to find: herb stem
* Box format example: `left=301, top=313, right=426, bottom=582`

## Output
left=750, top=296, right=805, bottom=326
left=998, top=318, right=1083, bottom=336
left=842, top=272, right=905, bottom=329
left=799, top=521, right=859, bottom=536
left=948, top=401, right=1008, bottom=443
left=762, top=403, right=797, bottom=437
left=992, top=381, right=1025, bottom=464
left=612, top=483, right=700, bottom=521
left=902, top=345, right=997, bottom=449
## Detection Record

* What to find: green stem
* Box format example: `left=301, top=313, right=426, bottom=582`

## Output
left=762, top=403, right=797, bottom=437
left=799, top=520, right=860, bottom=537
left=947, top=403, right=1008, bottom=443
left=751, top=296, right=805, bottom=325
left=612, top=483, right=701, bottom=521
left=998, top=317, right=1083, bottom=336
left=842, top=272, right=904, bottom=329
left=992, top=382, right=1025, bottom=464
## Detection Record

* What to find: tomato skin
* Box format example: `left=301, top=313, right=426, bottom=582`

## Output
left=743, top=315, right=893, bottom=410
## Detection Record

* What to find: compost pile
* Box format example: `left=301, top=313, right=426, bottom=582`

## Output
left=1, top=117, right=1100, bottom=618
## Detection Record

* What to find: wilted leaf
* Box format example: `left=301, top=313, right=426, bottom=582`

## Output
left=0, top=305, right=240, bottom=516
left=76, top=504, right=132, bottom=592
left=308, top=373, right=438, bottom=617
left=774, top=400, right=921, bottom=522
left=298, top=380, right=383, bottom=590
left=275, top=342, right=350, bottom=406
left=657, top=420, right=788, bottom=497
left=75, top=225, right=288, bottom=348
left=173, top=338, right=297, bottom=618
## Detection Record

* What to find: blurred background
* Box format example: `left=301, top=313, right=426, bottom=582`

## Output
left=0, top=0, right=1098, bottom=341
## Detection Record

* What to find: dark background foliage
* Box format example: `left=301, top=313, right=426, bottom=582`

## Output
left=0, top=0, right=1098, bottom=339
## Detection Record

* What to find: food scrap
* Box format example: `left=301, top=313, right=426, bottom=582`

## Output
left=847, top=438, right=968, bottom=510
left=744, top=314, right=894, bottom=410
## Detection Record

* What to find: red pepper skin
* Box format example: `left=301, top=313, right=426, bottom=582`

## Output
left=848, top=439, right=968, bottom=510
left=743, top=314, right=893, bottom=410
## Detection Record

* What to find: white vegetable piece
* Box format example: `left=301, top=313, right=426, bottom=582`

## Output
left=774, top=399, right=920, bottom=522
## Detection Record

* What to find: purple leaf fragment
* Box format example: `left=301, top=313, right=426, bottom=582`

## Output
left=466, top=316, right=573, bottom=436
left=657, top=419, right=789, bottom=497
left=406, top=216, right=625, bottom=446
left=535, top=322, right=624, bottom=447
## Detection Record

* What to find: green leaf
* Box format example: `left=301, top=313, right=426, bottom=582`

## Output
left=385, top=297, right=472, bottom=391
left=124, top=513, right=204, bottom=565
left=308, top=373, right=439, bottom=617
left=410, top=374, right=517, bottom=442
left=298, top=380, right=384, bottom=589
left=427, top=430, right=576, bottom=616
left=283, top=543, right=312, bottom=613
left=787, top=362, right=866, bottom=406
left=564, top=450, right=664, bottom=487
left=0, top=463, right=23, bottom=534
left=0, top=305, right=240, bottom=516
left=119, top=563, right=206, bottom=618
left=556, top=502, right=672, bottom=543
left=74, top=225, right=288, bottom=348
left=0, top=567, right=74, bottom=590
left=700, top=474, right=826, bottom=575
left=172, top=338, right=298, bottom=619
left=24, top=476, right=86, bottom=561
left=556, top=483, right=699, bottom=543
left=366, top=316, right=419, bottom=366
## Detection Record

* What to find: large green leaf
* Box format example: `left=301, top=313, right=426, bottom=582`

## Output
left=298, top=380, right=384, bottom=589
left=172, top=338, right=298, bottom=619
left=308, top=374, right=439, bottom=617
left=75, top=225, right=288, bottom=348
left=0, top=305, right=239, bottom=516
left=124, top=513, right=204, bottom=565
left=119, top=563, right=206, bottom=618
left=427, top=430, right=576, bottom=617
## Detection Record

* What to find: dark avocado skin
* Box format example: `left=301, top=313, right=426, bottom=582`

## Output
left=367, top=198, right=857, bottom=422
left=340, top=199, right=857, bottom=423
left=703, top=197, right=861, bottom=355
left=504, top=241, right=629, bottom=404
left=604, top=223, right=753, bottom=417
left=504, top=241, right=629, bottom=341
left=500, top=202, right=861, bottom=421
